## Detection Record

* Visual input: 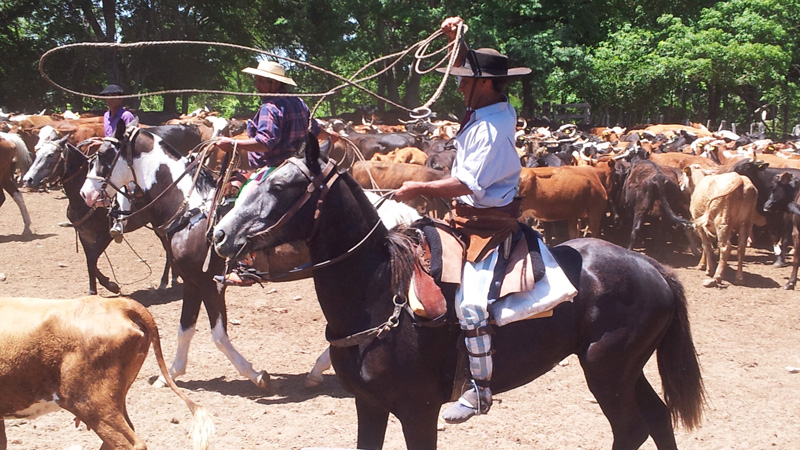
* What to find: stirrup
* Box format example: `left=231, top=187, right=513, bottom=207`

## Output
left=213, top=265, right=265, bottom=287
left=441, top=380, right=492, bottom=424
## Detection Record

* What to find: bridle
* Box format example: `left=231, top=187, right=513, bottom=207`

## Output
left=85, top=134, right=143, bottom=206
left=86, top=128, right=203, bottom=230
left=233, top=156, right=385, bottom=271
left=232, top=155, right=409, bottom=348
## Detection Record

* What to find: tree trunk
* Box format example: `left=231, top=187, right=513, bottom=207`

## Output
left=163, top=94, right=178, bottom=113
left=521, top=77, right=533, bottom=119
left=404, top=70, right=421, bottom=110
left=707, top=83, right=721, bottom=128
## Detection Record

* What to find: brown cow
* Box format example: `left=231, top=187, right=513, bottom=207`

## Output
left=0, top=295, right=214, bottom=450
left=370, top=146, right=428, bottom=165
left=688, top=172, right=762, bottom=286
left=650, top=151, right=719, bottom=171
left=517, top=165, right=608, bottom=240
left=350, top=160, right=449, bottom=217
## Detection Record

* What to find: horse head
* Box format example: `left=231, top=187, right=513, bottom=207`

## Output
left=23, top=134, right=70, bottom=188
left=213, top=133, right=330, bottom=260
left=80, top=120, right=186, bottom=209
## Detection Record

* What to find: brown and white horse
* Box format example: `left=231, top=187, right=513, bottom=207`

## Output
left=0, top=131, right=32, bottom=235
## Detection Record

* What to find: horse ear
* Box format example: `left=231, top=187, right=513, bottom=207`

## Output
left=319, top=137, right=331, bottom=159
left=114, top=119, right=126, bottom=141
left=304, top=132, right=321, bottom=174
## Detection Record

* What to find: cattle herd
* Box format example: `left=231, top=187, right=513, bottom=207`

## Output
left=2, top=106, right=800, bottom=449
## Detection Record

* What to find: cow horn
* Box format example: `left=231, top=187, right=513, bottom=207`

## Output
left=612, top=147, right=632, bottom=160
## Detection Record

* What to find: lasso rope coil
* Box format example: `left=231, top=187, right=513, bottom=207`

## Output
left=38, top=23, right=466, bottom=120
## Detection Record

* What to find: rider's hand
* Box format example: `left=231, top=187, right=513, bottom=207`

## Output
left=216, top=137, right=235, bottom=152
left=393, top=181, right=421, bottom=202
left=441, top=17, right=464, bottom=41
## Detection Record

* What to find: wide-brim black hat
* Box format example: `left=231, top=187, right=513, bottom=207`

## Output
left=436, top=48, right=532, bottom=78
left=99, top=84, right=125, bottom=96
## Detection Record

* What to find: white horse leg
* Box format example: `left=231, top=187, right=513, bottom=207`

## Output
left=209, top=317, right=270, bottom=390
left=12, top=192, right=31, bottom=235
left=152, top=324, right=195, bottom=388
left=305, top=347, right=332, bottom=388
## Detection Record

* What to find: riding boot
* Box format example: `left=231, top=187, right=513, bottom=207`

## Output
left=110, top=219, right=124, bottom=243
left=442, top=330, right=493, bottom=424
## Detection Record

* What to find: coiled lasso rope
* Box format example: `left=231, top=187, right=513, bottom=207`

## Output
left=38, top=23, right=466, bottom=120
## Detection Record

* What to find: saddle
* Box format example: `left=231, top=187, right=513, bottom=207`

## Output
left=406, top=218, right=547, bottom=322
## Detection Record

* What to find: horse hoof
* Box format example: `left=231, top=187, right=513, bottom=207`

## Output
left=107, top=282, right=120, bottom=294
left=304, top=373, right=324, bottom=388
left=773, top=259, right=788, bottom=268
left=256, top=371, right=271, bottom=391
left=149, top=375, right=169, bottom=388
left=157, top=282, right=168, bottom=291
left=784, top=283, right=796, bottom=290
left=702, top=278, right=718, bottom=288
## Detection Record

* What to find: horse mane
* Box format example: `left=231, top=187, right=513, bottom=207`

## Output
left=339, top=170, right=416, bottom=296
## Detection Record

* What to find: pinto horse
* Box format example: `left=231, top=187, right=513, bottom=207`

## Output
left=0, top=132, right=32, bottom=235
left=213, top=134, right=706, bottom=450
left=23, top=136, right=177, bottom=294
left=79, top=122, right=270, bottom=390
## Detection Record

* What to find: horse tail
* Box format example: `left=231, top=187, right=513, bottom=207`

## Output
left=129, top=300, right=216, bottom=450
left=656, top=266, right=706, bottom=430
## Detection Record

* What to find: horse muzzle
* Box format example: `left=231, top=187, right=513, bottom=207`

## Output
left=81, top=189, right=110, bottom=208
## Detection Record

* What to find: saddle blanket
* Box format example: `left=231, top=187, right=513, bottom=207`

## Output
left=488, top=239, right=577, bottom=326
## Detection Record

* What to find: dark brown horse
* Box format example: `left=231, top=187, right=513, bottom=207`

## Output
left=80, top=122, right=269, bottom=390
left=213, top=135, right=706, bottom=450
left=22, top=136, right=177, bottom=294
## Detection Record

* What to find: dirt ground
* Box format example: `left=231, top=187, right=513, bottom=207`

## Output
left=1, top=188, right=799, bottom=450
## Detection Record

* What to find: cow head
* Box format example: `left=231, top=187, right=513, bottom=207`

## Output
left=764, top=172, right=800, bottom=214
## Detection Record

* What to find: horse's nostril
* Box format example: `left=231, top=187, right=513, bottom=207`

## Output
left=213, top=229, right=225, bottom=244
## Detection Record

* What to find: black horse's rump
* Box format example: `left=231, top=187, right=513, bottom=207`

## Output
left=212, top=134, right=706, bottom=450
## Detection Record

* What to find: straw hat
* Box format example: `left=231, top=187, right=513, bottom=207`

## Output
left=241, top=61, right=297, bottom=86
left=436, top=48, right=531, bottom=78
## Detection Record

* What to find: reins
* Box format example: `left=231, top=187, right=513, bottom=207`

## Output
left=233, top=157, right=387, bottom=277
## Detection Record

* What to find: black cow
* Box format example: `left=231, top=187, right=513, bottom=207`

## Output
left=731, top=159, right=800, bottom=267
left=616, top=157, right=696, bottom=255
left=146, top=124, right=203, bottom=156
left=763, top=171, right=800, bottom=288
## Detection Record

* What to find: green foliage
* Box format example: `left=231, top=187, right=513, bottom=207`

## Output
left=3, top=0, right=800, bottom=135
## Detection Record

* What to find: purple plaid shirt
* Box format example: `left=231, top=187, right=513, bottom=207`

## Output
left=246, top=96, right=320, bottom=168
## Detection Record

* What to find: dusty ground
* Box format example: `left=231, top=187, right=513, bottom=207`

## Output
left=1, top=188, right=799, bottom=450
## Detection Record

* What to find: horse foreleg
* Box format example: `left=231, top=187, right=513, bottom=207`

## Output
left=153, top=324, right=196, bottom=388
left=209, top=315, right=270, bottom=391
left=11, top=191, right=31, bottom=235
left=158, top=257, right=179, bottom=290
left=80, top=236, right=119, bottom=295
left=305, top=347, right=332, bottom=388
left=355, top=397, right=390, bottom=450
left=397, top=403, right=440, bottom=450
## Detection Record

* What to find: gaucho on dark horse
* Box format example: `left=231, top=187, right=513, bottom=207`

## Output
left=212, top=133, right=706, bottom=450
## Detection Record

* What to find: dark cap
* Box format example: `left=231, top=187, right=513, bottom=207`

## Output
left=99, top=84, right=125, bottom=96
left=436, top=48, right=531, bottom=78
